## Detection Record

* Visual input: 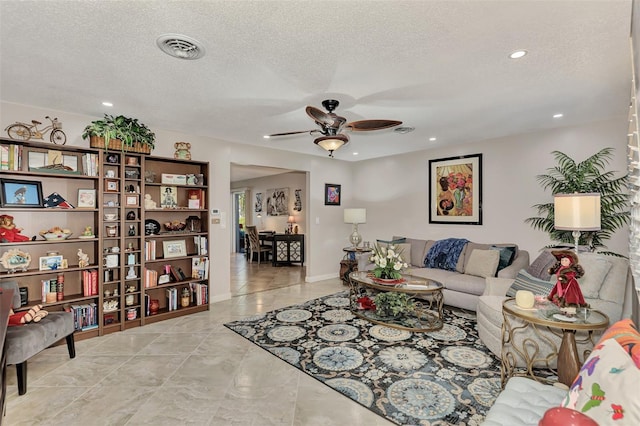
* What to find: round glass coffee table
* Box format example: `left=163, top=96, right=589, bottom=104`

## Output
left=348, top=271, right=444, bottom=331
left=501, top=298, right=609, bottom=387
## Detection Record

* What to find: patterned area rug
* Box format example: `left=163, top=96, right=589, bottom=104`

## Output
left=224, top=291, right=503, bottom=425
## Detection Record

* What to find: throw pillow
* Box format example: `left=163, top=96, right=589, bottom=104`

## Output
left=376, top=237, right=406, bottom=245
left=575, top=252, right=613, bottom=299
left=561, top=337, right=640, bottom=425
left=506, top=269, right=555, bottom=298
left=490, top=245, right=517, bottom=273
left=526, top=250, right=556, bottom=280
left=464, top=249, right=500, bottom=278
left=595, top=318, right=640, bottom=368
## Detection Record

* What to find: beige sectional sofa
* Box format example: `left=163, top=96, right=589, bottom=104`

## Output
left=386, top=236, right=530, bottom=311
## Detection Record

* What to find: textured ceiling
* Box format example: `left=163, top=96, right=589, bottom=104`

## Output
left=0, top=1, right=634, bottom=165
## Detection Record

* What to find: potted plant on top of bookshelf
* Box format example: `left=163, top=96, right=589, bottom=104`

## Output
left=82, top=114, right=155, bottom=154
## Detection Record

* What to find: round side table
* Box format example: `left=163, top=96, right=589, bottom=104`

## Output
left=501, top=298, right=609, bottom=387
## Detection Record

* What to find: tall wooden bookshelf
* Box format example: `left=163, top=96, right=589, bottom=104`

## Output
left=0, top=137, right=101, bottom=341
left=0, top=137, right=210, bottom=340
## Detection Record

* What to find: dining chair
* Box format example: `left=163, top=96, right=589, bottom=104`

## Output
left=246, top=225, right=272, bottom=265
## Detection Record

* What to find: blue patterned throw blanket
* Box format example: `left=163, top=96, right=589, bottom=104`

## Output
left=423, top=238, right=469, bottom=271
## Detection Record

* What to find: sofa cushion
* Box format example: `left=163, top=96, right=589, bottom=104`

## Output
left=407, top=267, right=485, bottom=296
left=465, top=249, right=500, bottom=278
left=393, top=237, right=430, bottom=267
left=597, top=255, right=630, bottom=304
left=506, top=269, right=555, bottom=298
left=462, top=242, right=491, bottom=272
left=562, top=335, right=640, bottom=425
left=526, top=250, right=556, bottom=280
left=490, top=245, right=517, bottom=273
left=576, top=252, right=613, bottom=299
left=482, top=377, right=568, bottom=426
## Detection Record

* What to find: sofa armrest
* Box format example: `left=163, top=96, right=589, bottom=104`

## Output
left=483, top=277, right=515, bottom=296
left=497, top=250, right=529, bottom=279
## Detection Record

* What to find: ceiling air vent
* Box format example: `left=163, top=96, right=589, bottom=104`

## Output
left=156, top=34, right=205, bottom=60
left=393, top=126, right=415, bottom=134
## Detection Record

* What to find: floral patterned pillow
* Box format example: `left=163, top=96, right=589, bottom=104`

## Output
left=561, top=337, right=640, bottom=424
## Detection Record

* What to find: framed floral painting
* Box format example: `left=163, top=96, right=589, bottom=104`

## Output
left=324, top=183, right=341, bottom=206
left=429, top=154, right=482, bottom=225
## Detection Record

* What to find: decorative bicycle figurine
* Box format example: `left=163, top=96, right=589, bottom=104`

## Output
left=5, top=116, right=67, bottom=144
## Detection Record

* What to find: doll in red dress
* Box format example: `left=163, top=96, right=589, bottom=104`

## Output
left=547, top=250, right=587, bottom=307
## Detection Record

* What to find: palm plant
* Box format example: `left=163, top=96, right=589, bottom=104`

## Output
left=525, top=148, right=629, bottom=254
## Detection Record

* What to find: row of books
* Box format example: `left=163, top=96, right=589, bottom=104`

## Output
left=166, top=287, right=179, bottom=311
left=81, top=153, right=99, bottom=176
left=144, top=268, right=159, bottom=288
left=0, top=144, right=22, bottom=170
left=66, top=303, right=99, bottom=331
left=145, top=240, right=157, bottom=261
left=194, top=236, right=208, bottom=255
left=82, top=269, right=99, bottom=296
left=190, top=282, right=208, bottom=305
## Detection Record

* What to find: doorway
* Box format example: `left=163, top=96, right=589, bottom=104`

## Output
left=232, top=190, right=246, bottom=253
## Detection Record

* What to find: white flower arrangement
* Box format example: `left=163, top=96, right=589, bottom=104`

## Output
left=369, top=243, right=408, bottom=280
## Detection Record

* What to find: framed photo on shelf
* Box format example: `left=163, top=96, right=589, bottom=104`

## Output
left=0, top=179, right=43, bottom=208
left=324, top=183, right=341, bottom=206
left=428, top=153, right=483, bottom=225
left=160, top=186, right=178, bottom=208
left=163, top=240, right=187, bottom=259
left=125, top=194, right=139, bottom=207
left=39, top=255, right=64, bottom=271
left=105, top=179, right=119, bottom=193
left=77, top=189, right=96, bottom=208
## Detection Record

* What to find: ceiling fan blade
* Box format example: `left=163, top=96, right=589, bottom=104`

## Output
left=306, top=106, right=334, bottom=126
left=265, top=130, right=319, bottom=138
left=347, top=119, right=403, bottom=131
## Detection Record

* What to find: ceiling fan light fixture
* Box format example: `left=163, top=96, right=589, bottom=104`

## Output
left=314, top=134, right=349, bottom=157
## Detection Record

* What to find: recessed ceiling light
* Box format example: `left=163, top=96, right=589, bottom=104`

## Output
left=509, top=50, right=527, bottom=59
left=353, top=152, right=359, bottom=156
left=263, top=135, right=270, bottom=139
left=553, top=113, right=564, bottom=118
left=429, top=137, right=437, bottom=141
left=102, top=101, right=113, bottom=107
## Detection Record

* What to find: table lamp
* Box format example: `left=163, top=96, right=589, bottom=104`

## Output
left=287, top=215, right=295, bottom=234
left=554, top=193, right=601, bottom=253
left=344, top=208, right=366, bottom=247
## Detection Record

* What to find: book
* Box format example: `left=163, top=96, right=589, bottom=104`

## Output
left=192, top=257, right=209, bottom=280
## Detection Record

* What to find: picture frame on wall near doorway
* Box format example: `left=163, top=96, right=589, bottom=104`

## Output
left=324, top=183, right=341, bottom=206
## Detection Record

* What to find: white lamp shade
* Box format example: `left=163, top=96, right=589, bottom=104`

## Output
left=344, top=208, right=366, bottom=224
left=554, top=193, right=601, bottom=231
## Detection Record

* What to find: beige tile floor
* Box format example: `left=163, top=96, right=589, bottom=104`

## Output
left=4, top=254, right=393, bottom=425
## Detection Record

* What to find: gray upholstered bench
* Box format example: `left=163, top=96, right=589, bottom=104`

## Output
left=1, top=280, right=76, bottom=395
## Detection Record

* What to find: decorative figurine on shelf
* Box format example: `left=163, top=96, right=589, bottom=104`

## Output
left=77, top=249, right=90, bottom=268
left=0, top=215, right=32, bottom=242
left=174, top=141, right=192, bottom=160
left=547, top=250, right=587, bottom=308
left=126, top=266, right=137, bottom=279
left=81, top=226, right=94, bottom=238
left=144, top=194, right=157, bottom=209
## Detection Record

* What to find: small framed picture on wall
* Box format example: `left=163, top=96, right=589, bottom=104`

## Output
left=324, top=183, right=341, bottom=206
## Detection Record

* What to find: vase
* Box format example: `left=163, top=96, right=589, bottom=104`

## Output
left=149, top=299, right=159, bottom=315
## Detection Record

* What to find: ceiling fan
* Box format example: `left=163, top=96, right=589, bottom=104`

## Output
left=264, top=99, right=402, bottom=157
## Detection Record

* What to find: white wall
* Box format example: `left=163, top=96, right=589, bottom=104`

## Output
left=1, top=101, right=630, bottom=302
left=352, top=117, right=630, bottom=258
